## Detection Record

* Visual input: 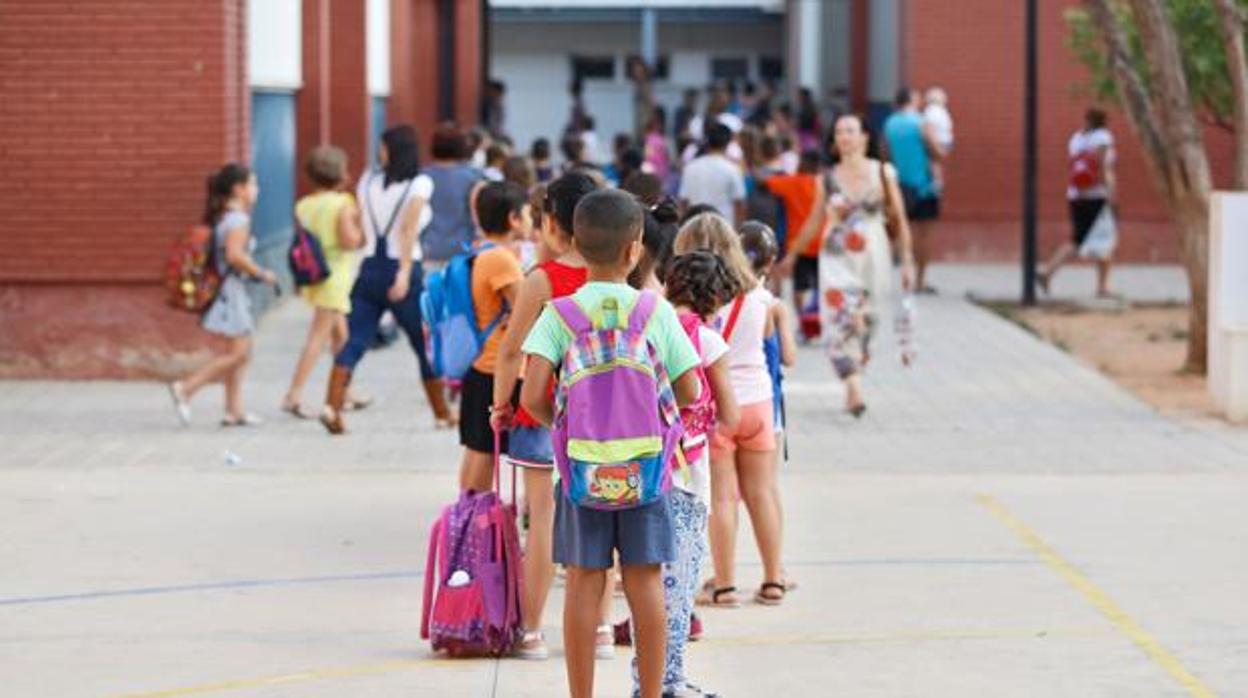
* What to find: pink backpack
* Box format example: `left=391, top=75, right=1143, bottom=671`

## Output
left=420, top=433, right=522, bottom=656
left=677, top=311, right=716, bottom=465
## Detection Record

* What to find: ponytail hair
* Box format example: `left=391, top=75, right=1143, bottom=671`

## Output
left=203, top=162, right=252, bottom=226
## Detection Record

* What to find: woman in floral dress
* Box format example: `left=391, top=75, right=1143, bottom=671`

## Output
left=781, top=114, right=915, bottom=416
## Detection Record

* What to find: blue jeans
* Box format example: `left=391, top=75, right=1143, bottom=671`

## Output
left=334, top=257, right=433, bottom=379
left=632, top=489, right=708, bottom=694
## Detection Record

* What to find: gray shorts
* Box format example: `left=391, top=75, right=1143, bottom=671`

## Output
left=553, top=491, right=675, bottom=569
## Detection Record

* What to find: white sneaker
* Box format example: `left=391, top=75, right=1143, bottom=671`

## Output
left=594, top=624, right=614, bottom=660
left=168, top=382, right=191, bottom=427
left=514, top=630, right=549, bottom=661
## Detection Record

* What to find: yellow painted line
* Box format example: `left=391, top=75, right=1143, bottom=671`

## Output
left=105, top=625, right=1106, bottom=698
left=107, top=657, right=463, bottom=698
left=976, top=493, right=1217, bottom=698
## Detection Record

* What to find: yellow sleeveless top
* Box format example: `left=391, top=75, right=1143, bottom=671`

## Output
left=295, top=191, right=356, bottom=313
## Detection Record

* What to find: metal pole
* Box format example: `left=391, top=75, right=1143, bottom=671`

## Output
left=1022, top=0, right=1038, bottom=305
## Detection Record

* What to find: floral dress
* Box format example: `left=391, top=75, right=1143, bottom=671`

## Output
left=818, top=161, right=895, bottom=379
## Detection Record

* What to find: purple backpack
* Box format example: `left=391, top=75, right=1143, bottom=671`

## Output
left=420, top=437, right=522, bottom=656
left=550, top=291, right=685, bottom=511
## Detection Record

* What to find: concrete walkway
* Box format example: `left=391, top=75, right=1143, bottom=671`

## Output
left=2, top=265, right=1245, bottom=697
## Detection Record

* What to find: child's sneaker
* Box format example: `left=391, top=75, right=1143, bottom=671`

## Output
left=514, top=630, right=549, bottom=661
left=688, top=613, right=703, bottom=642
left=613, top=619, right=632, bottom=646
left=594, top=624, right=615, bottom=660
left=663, top=682, right=720, bottom=697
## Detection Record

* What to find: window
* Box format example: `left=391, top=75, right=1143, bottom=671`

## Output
left=759, top=56, right=784, bottom=81
left=571, top=56, right=615, bottom=82
left=711, top=57, right=749, bottom=82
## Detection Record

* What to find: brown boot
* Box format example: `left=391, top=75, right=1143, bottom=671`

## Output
left=321, top=365, right=351, bottom=435
left=422, top=378, right=457, bottom=429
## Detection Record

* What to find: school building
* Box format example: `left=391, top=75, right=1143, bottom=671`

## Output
left=0, top=0, right=485, bottom=378
left=0, top=0, right=1227, bottom=378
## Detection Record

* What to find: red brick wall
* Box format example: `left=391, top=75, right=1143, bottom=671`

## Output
left=390, top=0, right=442, bottom=159
left=904, top=0, right=1233, bottom=263
left=297, top=0, right=370, bottom=192
left=0, top=0, right=249, bottom=282
left=0, top=0, right=248, bottom=378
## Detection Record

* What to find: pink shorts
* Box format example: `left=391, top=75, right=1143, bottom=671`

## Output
left=710, top=400, right=776, bottom=456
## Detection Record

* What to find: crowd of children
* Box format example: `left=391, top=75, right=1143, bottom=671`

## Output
left=172, top=82, right=934, bottom=693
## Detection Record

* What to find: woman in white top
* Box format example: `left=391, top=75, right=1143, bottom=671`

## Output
left=320, top=125, right=454, bottom=434
left=674, top=213, right=789, bottom=608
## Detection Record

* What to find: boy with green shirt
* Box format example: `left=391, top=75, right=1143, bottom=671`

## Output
left=520, top=190, right=701, bottom=698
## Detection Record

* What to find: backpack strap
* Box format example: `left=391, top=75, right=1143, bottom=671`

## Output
left=721, top=294, right=747, bottom=341
left=365, top=173, right=416, bottom=257
left=551, top=297, right=593, bottom=335
left=627, top=291, right=660, bottom=334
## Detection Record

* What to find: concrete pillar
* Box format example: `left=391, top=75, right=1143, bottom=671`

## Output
left=640, top=7, right=657, bottom=67
left=788, top=0, right=822, bottom=99
left=1209, top=192, right=1248, bottom=422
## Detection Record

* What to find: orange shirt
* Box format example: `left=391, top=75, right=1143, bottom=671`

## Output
left=765, top=173, right=820, bottom=258
left=471, top=244, right=524, bottom=373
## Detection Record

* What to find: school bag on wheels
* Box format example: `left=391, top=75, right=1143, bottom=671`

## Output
left=550, top=291, right=685, bottom=511
left=421, top=430, right=523, bottom=657
left=164, top=224, right=222, bottom=312
left=421, top=243, right=507, bottom=380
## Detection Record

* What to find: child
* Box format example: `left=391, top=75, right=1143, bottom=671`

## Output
left=628, top=250, right=740, bottom=698
left=923, top=87, right=954, bottom=193
left=483, top=143, right=509, bottom=182
left=674, top=214, right=787, bottom=608
left=490, top=172, right=599, bottom=661
left=531, top=138, right=555, bottom=183
left=520, top=189, right=702, bottom=698
left=763, top=150, right=824, bottom=326
left=457, top=181, right=529, bottom=493
left=739, top=222, right=796, bottom=441
left=281, top=146, right=363, bottom=418
left=627, top=199, right=679, bottom=292
left=169, top=163, right=278, bottom=427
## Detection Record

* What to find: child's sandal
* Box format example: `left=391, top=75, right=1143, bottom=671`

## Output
left=755, top=581, right=787, bottom=606
left=696, top=586, right=741, bottom=608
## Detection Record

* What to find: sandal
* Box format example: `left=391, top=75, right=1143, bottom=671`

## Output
left=220, top=413, right=263, bottom=428
left=320, top=406, right=346, bottom=436
left=755, top=582, right=786, bottom=606
left=345, top=394, right=374, bottom=412
left=281, top=401, right=313, bottom=420
left=695, top=586, right=741, bottom=608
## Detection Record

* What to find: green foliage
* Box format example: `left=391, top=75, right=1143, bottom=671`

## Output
left=1066, top=0, right=1247, bottom=128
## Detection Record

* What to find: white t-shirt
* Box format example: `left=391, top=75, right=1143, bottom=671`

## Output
left=1067, top=128, right=1115, bottom=200
left=713, top=286, right=773, bottom=406
left=357, top=172, right=434, bottom=262
left=923, top=104, right=954, bottom=150
left=679, top=153, right=746, bottom=221
left=674, top=325, right=730, bottom=504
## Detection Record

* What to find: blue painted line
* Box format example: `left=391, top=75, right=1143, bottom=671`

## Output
left=0, top=570, right=422, bottom=607
left=0, top=558, right=1035, bottom=608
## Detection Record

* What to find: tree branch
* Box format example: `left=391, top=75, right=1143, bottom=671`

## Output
left=1083, top=0, right=1171, bottom=194
left=1214, top=0, right=1248, bottom=189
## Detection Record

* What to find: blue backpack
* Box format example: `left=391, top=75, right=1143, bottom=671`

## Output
left=422, top=244, right=506, bottom=380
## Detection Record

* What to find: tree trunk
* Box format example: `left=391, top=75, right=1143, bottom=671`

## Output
left=1213, top=0, right=1248, bottom=190
left=1087, top=0, right=1214, bottom=372
left=1175, top=199, right=1210, bottom=373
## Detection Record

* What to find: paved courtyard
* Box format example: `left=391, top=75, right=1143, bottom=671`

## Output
left=2, top=265, right=1245, bottom=697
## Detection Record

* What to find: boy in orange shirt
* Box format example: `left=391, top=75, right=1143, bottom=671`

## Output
left=458, top=181, right=529, bottom=492
left=763, top=149, right=823, bottom=326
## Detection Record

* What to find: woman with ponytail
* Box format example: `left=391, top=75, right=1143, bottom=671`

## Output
left=168, top=163, right=278, bottom=427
